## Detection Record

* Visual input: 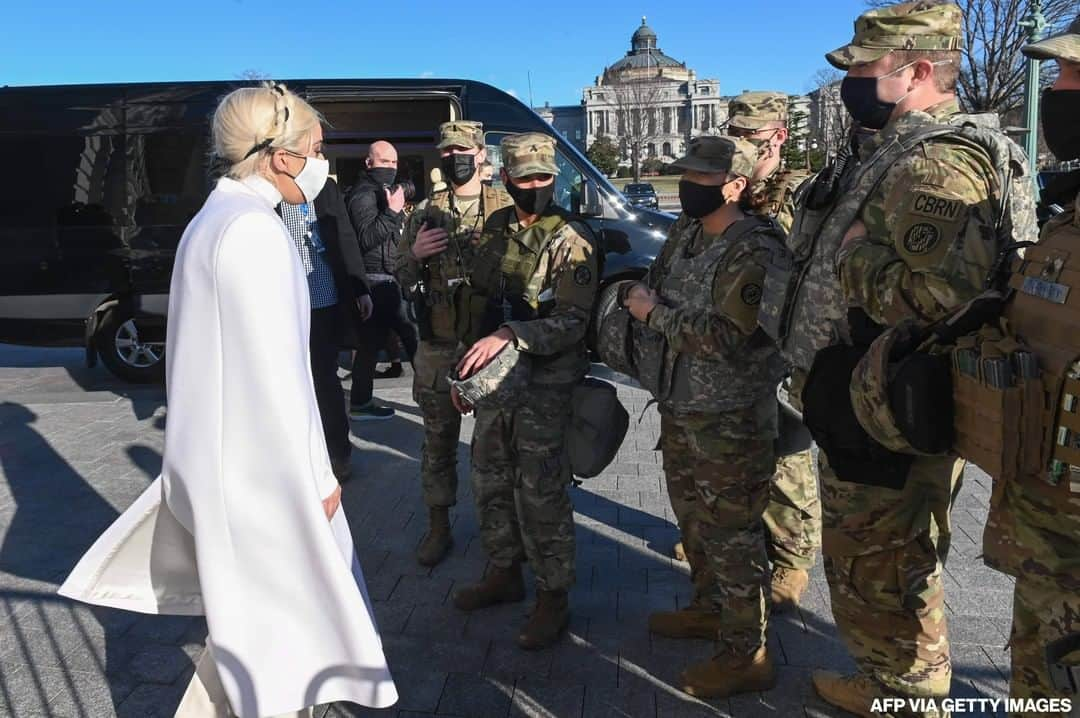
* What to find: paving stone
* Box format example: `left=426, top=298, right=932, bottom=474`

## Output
left=436, top=672, right=513, bottom=717
left=45, top=668, right=135, bottom=718
left=510, top=677, right=585, bottom=718
left=126, top=643, right=193, bottom=684
left=0, top=351, right=1025, bottom=718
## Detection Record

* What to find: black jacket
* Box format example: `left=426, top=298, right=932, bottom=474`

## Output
left=345, top=170, right=404, bottom=276
left=278, top=179, right=371, bottom=348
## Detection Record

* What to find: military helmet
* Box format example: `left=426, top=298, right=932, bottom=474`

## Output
left=448, top=343, right=531, bottom=409
left=595, top=282, right=636, bottom=376
left=851, top=319, right=953, bottom=456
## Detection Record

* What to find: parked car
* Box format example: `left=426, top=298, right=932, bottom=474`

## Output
left=0, top=79, right=673, bottom=382
left=622, top=182, right=659, bottom=209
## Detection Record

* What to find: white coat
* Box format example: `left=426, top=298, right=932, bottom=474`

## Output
left=59, top=175, right=398, bottom=717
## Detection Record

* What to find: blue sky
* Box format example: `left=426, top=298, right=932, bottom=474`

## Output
left=2, top=1, right=868, bottom=103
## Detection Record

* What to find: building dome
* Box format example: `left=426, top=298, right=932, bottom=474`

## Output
left=632, top=17, right=657, bottom=50
left=607, top=17, right=685, bottom=76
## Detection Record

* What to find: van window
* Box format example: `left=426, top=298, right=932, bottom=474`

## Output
left=484, top=132, right=585, bottom=215
left=0, top=135, right=126, bottom=229
left=127, top=130, right=209, bottom=227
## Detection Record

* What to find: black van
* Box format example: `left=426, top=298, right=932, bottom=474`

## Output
left=0, top=79, right=673, bottom=382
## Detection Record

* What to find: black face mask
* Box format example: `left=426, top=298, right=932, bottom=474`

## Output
left=368, top=166, right=397, bottom=186
left=1042, top=88, right=1080, bottom=161
left=840, top=76, right=898, bottom=131
left=506, top=180, right=554, bottom=215
left=441, top=153, right=477, bottom=186
left=678, top=179, right=730, bottom=219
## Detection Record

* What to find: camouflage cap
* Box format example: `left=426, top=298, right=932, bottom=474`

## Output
left=826, top=1, right=963, bottom=70
left=728, top=91, right=789, bottom=130
left=670, top=136, right=757, bottom=177
left=1022, top=14, right=1080, bottom=63
left=437, top=120, right=484, bottom=149
left=501, top=132, right=559, bottom=178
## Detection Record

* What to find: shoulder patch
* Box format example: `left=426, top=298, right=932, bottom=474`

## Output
left=573, top=264, right=593, bottom=287
left=740, top=282, right=762, bottom=306
left=910, top=192, right=964, bottom=222
left=902, top=223, right=942, bottom=255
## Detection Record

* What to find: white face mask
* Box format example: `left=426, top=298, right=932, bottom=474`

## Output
left=284, top=154, right=329, bottom=204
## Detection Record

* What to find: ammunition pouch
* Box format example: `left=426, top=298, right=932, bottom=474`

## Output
left=758, top=244, right=796, bottom=343
left=410, top=285, right=436, bottom=342
left=1046, top=632, right=1080, bottom=695
left=802, top=341, right=915, bottom=490
left=453, top=282, right=502, bottom=347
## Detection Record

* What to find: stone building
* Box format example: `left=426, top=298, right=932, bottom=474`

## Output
left=583, top=18, right=725, bottom=165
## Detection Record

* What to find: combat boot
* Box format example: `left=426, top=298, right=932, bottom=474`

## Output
left=811, top=671, right=881, bottom=718
left=517, top=589, right=569, bottom=650
left=681, top=646, right=775, bottom=698
left=647, top=608, right=724, bottom=639
left=673, top=541, right=687, bottom=562
left=770, top=566, right=809, bottom=612
left=416, top=507, right=453, bottom=567
left=452, top=563, right=525, bottom=611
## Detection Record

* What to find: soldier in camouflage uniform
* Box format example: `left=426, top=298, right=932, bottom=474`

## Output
left=726, top=90, right=821, bottom=611
left=396, top=121, right=512, bottom=567
left=767, top=3, right=1038, bottom=715
left=449, top=132, right=598, bottom=650
left=624, top=136, right=786, bottom=697
left=985, top=20, right=1080, bottom=714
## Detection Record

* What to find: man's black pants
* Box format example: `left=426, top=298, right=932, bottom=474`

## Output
left=310, top=304, right=351, bottom=467
left=350, top=280, right=419, bottom=408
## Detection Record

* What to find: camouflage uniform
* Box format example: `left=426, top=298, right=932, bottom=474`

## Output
left=982, top=21, right=1080, bottom=713
left=467, top=133, right=598, bottom=592
left=644, top=137, right=786, bottom=657
left=396, top=121, right=511, bottom=512
left=729, top=90, right=821, bottom=574
left=800, top=2, right=1037, bottom=709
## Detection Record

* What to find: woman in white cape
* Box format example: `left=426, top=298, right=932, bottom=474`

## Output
left=58, top=83, right=398, bottom=718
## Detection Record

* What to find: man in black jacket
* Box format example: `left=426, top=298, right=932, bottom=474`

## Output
left=278, top=177, right=372, bottom=482
left=346, top=140, right=418, bottom=420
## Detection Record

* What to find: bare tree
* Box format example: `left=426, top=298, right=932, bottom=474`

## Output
left=806, top=68, right=852, bottom=163
left=865, top=0, right=1074, bottom=115
left=611, top=79, right=666, bottom=182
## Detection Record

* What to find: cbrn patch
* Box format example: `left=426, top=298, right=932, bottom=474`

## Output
left=911, top=192, right=963, bottom=222
left=573, top=264, right=593, bottom=286
left=741, top=283, right=763, bottom=306
left=903, top=223, right=941, bottom=255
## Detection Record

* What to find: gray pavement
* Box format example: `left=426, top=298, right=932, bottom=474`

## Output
left=0, top=343, right=1015, bottom=717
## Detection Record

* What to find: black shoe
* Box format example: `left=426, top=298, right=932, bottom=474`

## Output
left=349, top=401, right=395, bottom=421
left=374, top=363, right=404, bottom=379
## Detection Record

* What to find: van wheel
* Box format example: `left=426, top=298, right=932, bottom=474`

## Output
left=588, top=281, right=624, bottom=357
left=95, top=307, right=166, bottom=384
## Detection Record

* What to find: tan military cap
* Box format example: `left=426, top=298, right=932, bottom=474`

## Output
left=728, top=91, right=789, bottom=130
left=671, top=136, right=757, bottom=177
left=826, top=1, right=963, bottom=70
left=437, top=120, right=484, bottom=149
left=1023, top=15, right=1080, bottom=64
left=501, top=132, right=559, bottom=178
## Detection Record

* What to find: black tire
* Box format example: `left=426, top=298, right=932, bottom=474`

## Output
left=95, top=306, right=166, bottom=384
left=588, top=281, right=624, bottom=357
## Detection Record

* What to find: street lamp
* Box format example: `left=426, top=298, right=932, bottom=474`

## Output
left=1020, top=0, right=1046, bottom=181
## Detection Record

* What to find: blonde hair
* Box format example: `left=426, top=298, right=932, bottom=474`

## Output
left=211, top=82, right=323, bottom=179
